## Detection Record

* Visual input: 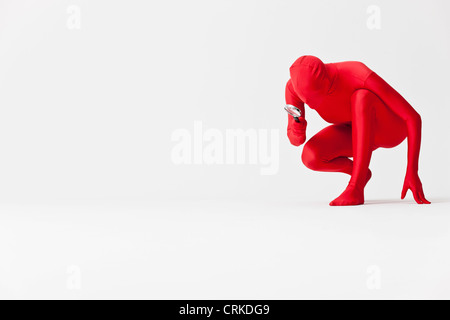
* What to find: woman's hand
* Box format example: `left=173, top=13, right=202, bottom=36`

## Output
left=292, top=117, right=307, bottom=134
left=401, top=171, right=431, bottom=204
left=288, top=117, right=307, bottom=146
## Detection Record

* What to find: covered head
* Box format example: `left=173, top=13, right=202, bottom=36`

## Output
left=289, top=56, right=332, bottom=106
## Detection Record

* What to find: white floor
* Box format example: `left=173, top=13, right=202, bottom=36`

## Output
left=1, top=195, right=449, bottom=300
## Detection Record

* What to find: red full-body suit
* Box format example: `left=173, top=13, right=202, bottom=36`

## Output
left=286, top=56, right=430, bottom=206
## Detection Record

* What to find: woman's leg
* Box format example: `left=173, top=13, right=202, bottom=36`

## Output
left=303, top=90, right=407, bottom=206
left=329, top=90, right=376, bottom=206
left=302, top=124, right=372, bottom=184
left=329, top=89, right=407, bottom=206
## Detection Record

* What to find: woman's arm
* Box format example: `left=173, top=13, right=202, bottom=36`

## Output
left=286, top=80, right=307, bottom=147
left=365, top=72, right=430, bottom=204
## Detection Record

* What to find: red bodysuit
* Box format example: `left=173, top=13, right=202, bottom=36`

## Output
left=286, top=55, right=430, bottom=206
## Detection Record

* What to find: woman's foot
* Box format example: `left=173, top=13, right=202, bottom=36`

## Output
left=329, top=186, right=365, bottom=206
left=329, top=170, right=371, bottom=206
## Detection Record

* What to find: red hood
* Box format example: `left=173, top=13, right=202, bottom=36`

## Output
left=289, top=56, right=332, bottom=106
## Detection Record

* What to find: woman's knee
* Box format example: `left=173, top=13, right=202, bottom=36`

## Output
left=302, top=141, right=322, bottom=171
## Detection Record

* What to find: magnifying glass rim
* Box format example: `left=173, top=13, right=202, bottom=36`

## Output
left=285, top=105, right=303, bottom=118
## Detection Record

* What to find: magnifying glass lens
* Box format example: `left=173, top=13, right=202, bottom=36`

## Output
left=284, top=105, right=302, bottom=118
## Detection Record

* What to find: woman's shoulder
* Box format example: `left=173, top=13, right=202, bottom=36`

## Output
left=331, top=61, right=374, bottom=82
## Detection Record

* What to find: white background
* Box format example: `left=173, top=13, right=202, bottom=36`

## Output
left=0, top=0, right=449, bottom=299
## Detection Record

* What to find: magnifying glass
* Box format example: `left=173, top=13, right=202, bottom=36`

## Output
left=284, top=105, right=303, bottom=123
